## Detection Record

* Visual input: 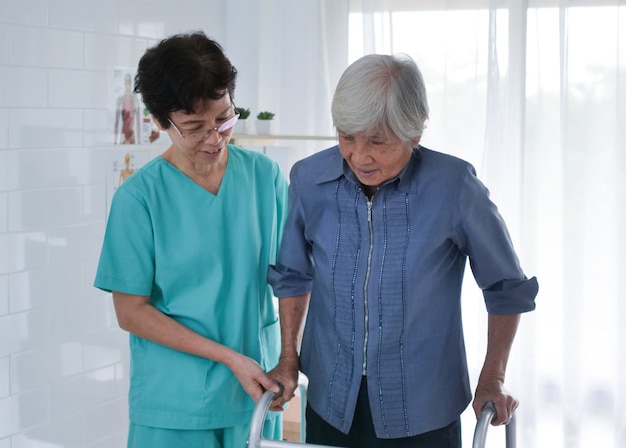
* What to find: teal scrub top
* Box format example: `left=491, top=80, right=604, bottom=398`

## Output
left=94, top=145, right=288, bottom=430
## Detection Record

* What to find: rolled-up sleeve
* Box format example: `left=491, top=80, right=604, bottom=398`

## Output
left=268, top=263, right=313, bottom=298
left=483, top=277, right=538, bottom=314
left=456, top=164, right=539, bottom=314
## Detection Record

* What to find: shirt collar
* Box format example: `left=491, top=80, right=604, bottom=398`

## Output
left=314, top=145, right=423, bottom=194
left=396, top=147, right=422, bottom=193
left=313, top=145, right=345, bottom=184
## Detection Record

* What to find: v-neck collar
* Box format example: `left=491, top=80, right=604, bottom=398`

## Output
left=158, top=152, right=230, bottom=198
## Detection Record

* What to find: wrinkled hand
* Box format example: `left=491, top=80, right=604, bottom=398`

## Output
left=267, top=355, right=300, bottom=412
left=472, top=375, right=518, bottom=426
left=228, top=354, right=281, bottom=403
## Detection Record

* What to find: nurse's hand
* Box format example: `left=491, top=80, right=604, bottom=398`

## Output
left=227, top=353, right=281, bottom=403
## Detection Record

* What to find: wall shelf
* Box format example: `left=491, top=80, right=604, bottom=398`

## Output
left=231, top=134, right=337, bottom=145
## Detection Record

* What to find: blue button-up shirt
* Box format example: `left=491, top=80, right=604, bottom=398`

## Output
left=268, top=145, right=537, bottom=438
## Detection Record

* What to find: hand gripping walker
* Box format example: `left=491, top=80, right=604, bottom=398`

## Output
left=248, top=388, right=517, bottom=448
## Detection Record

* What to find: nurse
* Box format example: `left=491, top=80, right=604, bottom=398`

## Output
left=94, top=31, right=287, bottom=448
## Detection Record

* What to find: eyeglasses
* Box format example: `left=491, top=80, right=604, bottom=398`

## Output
left=168, top=113, right=239, bottom=142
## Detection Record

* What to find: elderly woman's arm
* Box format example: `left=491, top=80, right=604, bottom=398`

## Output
left=112, top=291, right=280, bottom=402
left=267, top=293, right=310, bottom=411
left=472, top=313, right=521, bottom=426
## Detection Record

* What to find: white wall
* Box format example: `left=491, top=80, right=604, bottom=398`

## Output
left=0, top=1, right=227, bottom=446
left=0, top=0, right=349, bottom=445
left=225, top=0, right=348, bottom=134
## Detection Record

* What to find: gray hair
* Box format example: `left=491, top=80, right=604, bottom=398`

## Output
left=331, top=53, right=429, bottom=144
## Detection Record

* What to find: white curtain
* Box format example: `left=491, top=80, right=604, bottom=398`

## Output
left=349, top=0, right=626, bottom=446
left=225, top=0, right=349, bottom=170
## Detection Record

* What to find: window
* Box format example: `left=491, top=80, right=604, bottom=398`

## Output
left=348, top=2, right=626, bottom=446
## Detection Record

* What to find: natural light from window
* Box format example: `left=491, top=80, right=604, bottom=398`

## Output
left=348, top=4, right=624, bottom=447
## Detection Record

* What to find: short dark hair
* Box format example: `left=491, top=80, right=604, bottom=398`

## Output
left=134, top=31, right=238, bottom=128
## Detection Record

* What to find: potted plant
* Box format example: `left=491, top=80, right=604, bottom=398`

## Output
left=234, top=107, right=250, bottom=134
left=255, top=110, right=275, bottom=134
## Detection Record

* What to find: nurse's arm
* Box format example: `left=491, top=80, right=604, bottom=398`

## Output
left=112, top=291, right=280, bottom=401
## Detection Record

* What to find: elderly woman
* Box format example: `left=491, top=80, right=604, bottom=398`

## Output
left=268, top=54, right=538, bottom=448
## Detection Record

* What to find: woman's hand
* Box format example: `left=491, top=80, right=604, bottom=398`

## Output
left=267, top=355, right=300, bottom=411
left=472, top=375, right=518, bottom=426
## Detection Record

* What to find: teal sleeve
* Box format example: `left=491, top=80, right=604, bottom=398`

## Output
left=274, top=162, right=289, bottom=256
left=94, top=188, right=155, bottom=296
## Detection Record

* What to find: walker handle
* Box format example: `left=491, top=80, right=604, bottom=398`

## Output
left=472, top=401, right=517, bottom=448
left=247, top=384, right=330, bottom=448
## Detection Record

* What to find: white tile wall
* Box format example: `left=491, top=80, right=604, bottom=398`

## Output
left=0, top=110, right=7, bottom=149
left=0, top=193, right=7, bottom=233
left=0, top=25, right=9, bottom=65
left=48, top=70, right=109, bottom=109
left=7, top=27, right=84, bottom=69
left=0, top=0, right=226, bottom=446
left=1, top=150, right=47, bottom=191
left=0, top=308, right=51, bottom=355
left=45, top=148, right=109, bottom=188
left=0, top=356, right=8, bottom=398
left=10, top=343, right=83, bottom=393
left=9, top=266, right=82, bottom=312
left=0, top=389, right=49, bottom=439
left=83, top=34, right=150, bottom=72
left=49, top=0, right=119, bottom=34
left=0, top=0, right=49, bottom=27
left=83, top=110, right=116, bottom=147
left=9, top=109, right=84, bottom=149
left=0, top=232, right=49, bottom=274
left=0, top=67, right=48, bottom=108
left=0, top=276, right=8, bottom=315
